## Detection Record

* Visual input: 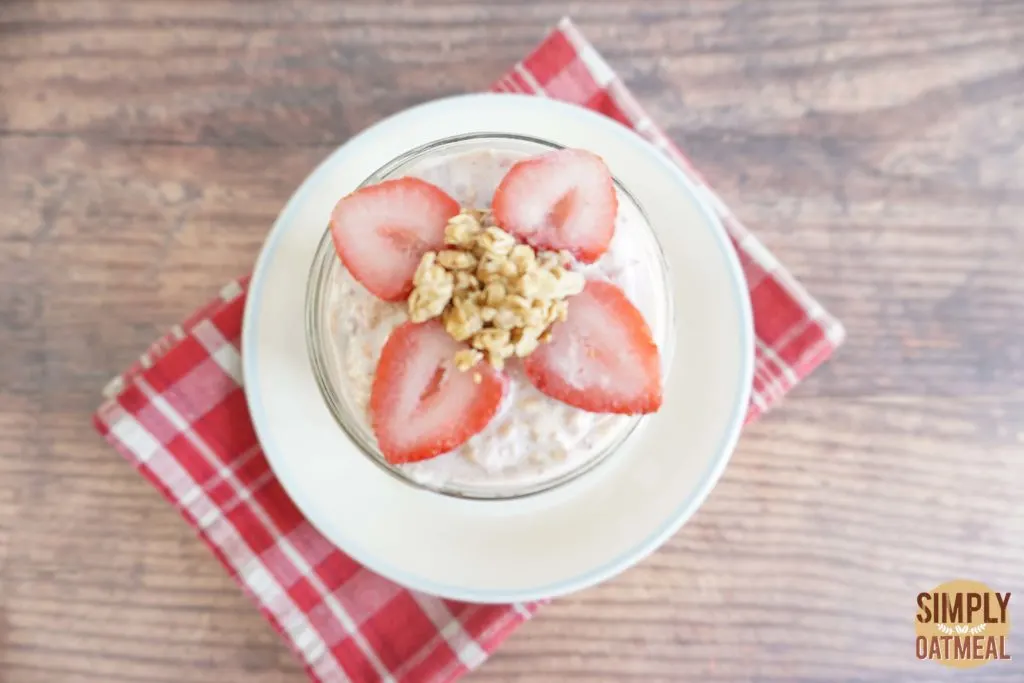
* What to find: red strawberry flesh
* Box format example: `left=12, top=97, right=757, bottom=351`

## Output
left=492, top=149, right=617, bottom=263
left=330, top=177, right=460, bottom=302
left=370, top=321, right=508, bottom=464
left=523, top=280, right=662, bottom=414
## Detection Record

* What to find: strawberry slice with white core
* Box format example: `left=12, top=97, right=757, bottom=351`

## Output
left=492, top=149, right=617, bottom=264
left=523, top=280, right=662, bottom=414
left=330, top=177, right=460, bottom=301
left=370, top=320, right=508, bottom=464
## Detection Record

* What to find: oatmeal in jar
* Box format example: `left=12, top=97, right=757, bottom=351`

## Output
left=325, top=145, right=668, bottom=497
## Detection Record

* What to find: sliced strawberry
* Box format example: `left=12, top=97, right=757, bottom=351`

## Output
left=330, top=177, right=460, bottom=301
left=370, top=321, right=508, bottom=464
left=523, top=280, right=662, bottom=414
left=492, top=149, right=617, bottom=264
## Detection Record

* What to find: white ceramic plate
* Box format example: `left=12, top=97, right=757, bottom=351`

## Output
left=242, top=93, right=753, bottom=604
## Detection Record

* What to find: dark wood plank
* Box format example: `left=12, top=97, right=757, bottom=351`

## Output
left=1, top=0, right=1022, bottom=680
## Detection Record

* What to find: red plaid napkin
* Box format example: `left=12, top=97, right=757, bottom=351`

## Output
left=94, top=18, right=844, bottom=683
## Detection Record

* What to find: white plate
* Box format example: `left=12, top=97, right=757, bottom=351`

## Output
left=242, top=93, right=753, bottom=604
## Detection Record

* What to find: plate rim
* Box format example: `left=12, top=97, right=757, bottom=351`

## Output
left=241, top=92, right=754, bottom=603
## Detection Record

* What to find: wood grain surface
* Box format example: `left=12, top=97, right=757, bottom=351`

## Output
left=2, top=1, right=1023, bottom=681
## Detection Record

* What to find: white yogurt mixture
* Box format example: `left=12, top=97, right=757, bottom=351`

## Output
left=326, top=148, right=668, bottom=496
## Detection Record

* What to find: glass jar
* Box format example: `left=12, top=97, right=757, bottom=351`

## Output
left=306, top=133, right=673, bottom=499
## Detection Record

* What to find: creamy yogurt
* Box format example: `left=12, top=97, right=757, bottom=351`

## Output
left=325, top=148, right=668, bottom=496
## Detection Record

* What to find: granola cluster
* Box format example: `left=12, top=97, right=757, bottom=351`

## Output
left=407, top=209, right=585, bottom=371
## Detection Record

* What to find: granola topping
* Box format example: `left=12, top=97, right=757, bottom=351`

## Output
left=407, top=208, right=585, bottom=370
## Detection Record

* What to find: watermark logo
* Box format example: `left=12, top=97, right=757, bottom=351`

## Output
left=916, top=580, right=1011, bottom=669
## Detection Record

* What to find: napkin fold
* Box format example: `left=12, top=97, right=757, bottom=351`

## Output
left=94, top=17, right=844, bottom=683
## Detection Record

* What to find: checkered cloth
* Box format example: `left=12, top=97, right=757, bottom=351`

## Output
left=94, top=17, right=844, bottom=683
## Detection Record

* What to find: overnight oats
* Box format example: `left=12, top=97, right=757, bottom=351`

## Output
left=306, top=134, right=672, bottom=498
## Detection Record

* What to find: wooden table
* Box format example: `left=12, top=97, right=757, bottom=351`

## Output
left=2, top=1, right=1022, bottom=681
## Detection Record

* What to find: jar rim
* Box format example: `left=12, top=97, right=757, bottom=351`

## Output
left=305, top=132, right=675, bottom=500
